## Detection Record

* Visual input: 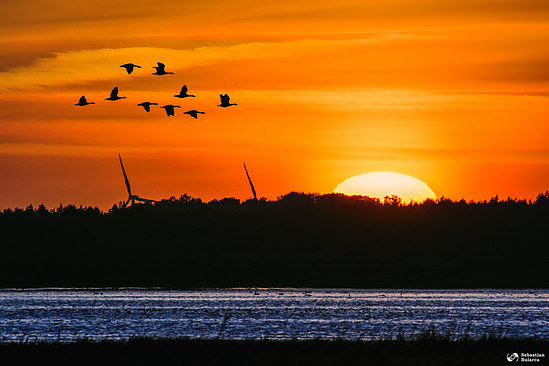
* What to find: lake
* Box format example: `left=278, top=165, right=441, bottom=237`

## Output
left=0, top=289, right=547, bottom=342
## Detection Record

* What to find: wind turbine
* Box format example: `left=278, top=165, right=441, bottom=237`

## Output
left=118, top=154, right=158, bottom=207
left=243, top=162, right=257, bottom=200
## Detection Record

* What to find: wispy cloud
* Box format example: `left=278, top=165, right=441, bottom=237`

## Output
left=0, top=40, right=366, bottom=91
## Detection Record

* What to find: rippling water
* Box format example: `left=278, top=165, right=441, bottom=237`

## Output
left=0, top=289, right=547, bottom=342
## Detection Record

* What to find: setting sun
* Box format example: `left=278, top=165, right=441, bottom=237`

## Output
left=334, top=171, right=437, bottom=203
left=1, top=0, right=548, bottom=209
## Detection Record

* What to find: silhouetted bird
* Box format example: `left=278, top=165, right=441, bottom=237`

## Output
left=137, top=102, right=158, bottom=112
left=160, top=104, right=180, bottom=116
left=152, top=62, right=174, bottom=75
left=183, top=110, right=205, bottom=119
left=218, top=94, right=237, bottom=107
left=118, top=153, right=158, bottom=207
left=120, top=63, right=141, bottom=74
left=174, top=85, right=195, bottom=98
left=105, top=87, right=126, bottom=101
left=75, top=96, right=95, bottom=106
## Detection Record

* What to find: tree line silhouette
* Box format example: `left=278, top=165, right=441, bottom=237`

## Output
left=1, top=192, right=548, bottom=288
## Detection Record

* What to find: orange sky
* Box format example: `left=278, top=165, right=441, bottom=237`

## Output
left=1, top=0, right=548, bottom=209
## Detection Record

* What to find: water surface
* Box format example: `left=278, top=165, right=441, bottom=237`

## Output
left=0, top=289, right=547, bottom=342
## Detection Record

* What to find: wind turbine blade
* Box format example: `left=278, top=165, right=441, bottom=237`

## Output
left=124, top=198, right=131, bottom=207
left=135, top=197, right=157, bottom=204
left=243, top=162, right=257, bottom=199
left=118, top=154, right=132, bottom=197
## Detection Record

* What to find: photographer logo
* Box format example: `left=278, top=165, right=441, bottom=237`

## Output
left=507, top=353, right=519, bottom=362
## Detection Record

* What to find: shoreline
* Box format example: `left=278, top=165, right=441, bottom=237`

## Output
left=2, top=287, right=548, bottom=290
left=1, top=337, right=547, bottom=366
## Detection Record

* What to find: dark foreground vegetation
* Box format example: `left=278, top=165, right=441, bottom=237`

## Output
left=1, top=192, right=548, bottom=288
left=0, top=337, right=546, bottom=366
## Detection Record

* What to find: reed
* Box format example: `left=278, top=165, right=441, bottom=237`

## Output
left=0, top=336, right=546, bottom=366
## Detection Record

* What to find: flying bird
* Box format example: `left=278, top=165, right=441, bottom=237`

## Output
left=243, top=162, right=257, bottom=200
left=105, top=87, right=126, bottom=101
left=218, top=94, right=237, bottom=107
left=118, top=154, right=158, bottom=207
left=75, top=96, right=94, bottom=106
left=183, top=110, right=206, bottom=119
left=174, top=85, right=195, bottom=98
left=160, top=104, right=180, bottom=116
left=120, top=63, right=141, bottom=74
left=137, top=102, right=158, bottom=112
left=152, top=62, right=174, bottom=75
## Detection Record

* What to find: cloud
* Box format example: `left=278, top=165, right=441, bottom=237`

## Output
left=4, top=0, right=549, bottom=31
left=2, top=24, right=548, bottom=92
left=0, top=40, right=363, bottom=91
left=473, top=55, right=549, bottom=83
left=446, top=90, right=549, bottom=97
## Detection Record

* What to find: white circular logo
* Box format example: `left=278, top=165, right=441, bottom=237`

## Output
left=507, top=353, right=519, bottom=362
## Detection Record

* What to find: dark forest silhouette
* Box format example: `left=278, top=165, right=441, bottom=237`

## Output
left=0, top=192, right=548, bottom=289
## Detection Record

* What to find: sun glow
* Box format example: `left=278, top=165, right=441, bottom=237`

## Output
left=334, top=171, right=437, bottom=204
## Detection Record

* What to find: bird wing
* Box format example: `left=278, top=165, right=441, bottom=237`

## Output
left=118, top=154, right=132, bottom=197
left=143, top=104, right=150, bottom=112
left=79, top=96, right=86, bottom=104
left=181, top=85, right=188, bottom=94
left=121, top=64, right=133, bottom=74
left=186, top=110, right=197, bottom=118
left=110, top=87, right=119, bottom=98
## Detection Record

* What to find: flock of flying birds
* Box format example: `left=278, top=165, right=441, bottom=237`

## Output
left=73, top=61, right=253, bottom=206
left=74, top=62, right=237, bottom=118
